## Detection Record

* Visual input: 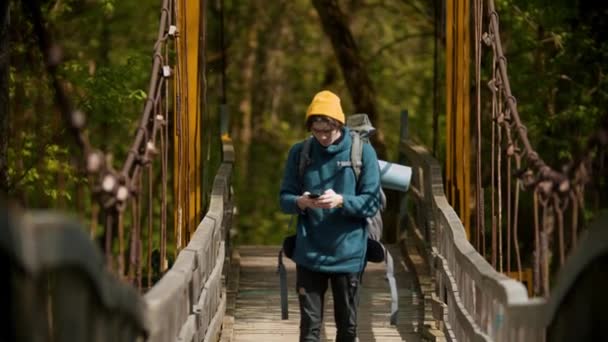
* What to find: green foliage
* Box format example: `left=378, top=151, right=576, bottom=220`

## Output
left=494, top=0, right=607, bottom=167
left=7, top=0, right=606, bottom=252
left=234, top=121, right=299, bottom=245
left=72, top=54, right=148, bottom=161
left=224, top=0, right=437, bottom=244
left=8, top=0, right=158, bottom=207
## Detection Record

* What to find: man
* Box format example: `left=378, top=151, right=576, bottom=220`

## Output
left=279, top=90, right=381, bottom=342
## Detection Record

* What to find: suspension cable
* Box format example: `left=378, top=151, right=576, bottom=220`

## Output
left=21, top=0, right=178, bottom=287
left=482, top=0, right=606, bottom=296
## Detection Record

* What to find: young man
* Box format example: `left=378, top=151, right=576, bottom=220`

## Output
left=279, top=90, right=381, bottom=342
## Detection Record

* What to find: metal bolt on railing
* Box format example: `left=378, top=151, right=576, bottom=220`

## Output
left=116, top=186, right=129, bottom=202
left=71, top=110, right=86, bottom=129
left=168, top=25, right=177, bottom=37
left=162, top=66, right=172, bottom=77
left=102, top=175, right=117, bottom=193
left=146, top=141, right=158, bottom=155
left=87, top=151, right=103, bottom=173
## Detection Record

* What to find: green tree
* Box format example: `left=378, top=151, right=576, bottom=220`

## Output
left=0, top=0, right=8, bottom=194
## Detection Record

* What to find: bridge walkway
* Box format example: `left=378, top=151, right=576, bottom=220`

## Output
left=223, top=245, right=423, bottom=342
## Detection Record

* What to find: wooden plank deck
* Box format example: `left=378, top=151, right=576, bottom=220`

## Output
left=225, top=245, right=422, bottom=342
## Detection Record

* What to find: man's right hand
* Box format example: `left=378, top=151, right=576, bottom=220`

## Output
left=297, top=192, right=320, bottom=210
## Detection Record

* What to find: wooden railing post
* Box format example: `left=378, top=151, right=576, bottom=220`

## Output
left=145, top=130, right=235, bottom=342
left=399, top=139, right=546, bottom=341
left=0, top=208, right=148, bottom=342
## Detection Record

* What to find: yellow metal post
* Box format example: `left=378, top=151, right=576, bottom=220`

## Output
left=446, top=0, right=471, bottom=240
left=460, top=0, right=471, bottom=239
left=174, top=0, right=202, bottom=251
left=455, top=0, right=463, bottom=223
left=186, top=0, right=202, bottom=241
left=446, top=0, right=454, bottom=207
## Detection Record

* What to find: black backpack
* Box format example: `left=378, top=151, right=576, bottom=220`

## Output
left=278, top=114, right=398, bottom=324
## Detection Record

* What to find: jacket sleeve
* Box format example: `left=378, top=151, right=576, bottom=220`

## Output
left=279, top=143, right=304, bottom=214
left=341, top=143, right=381, bottom=218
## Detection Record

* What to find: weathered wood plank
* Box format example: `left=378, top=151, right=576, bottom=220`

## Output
left=0, top=209, right=148, bottom=342
left=145, top=268, right=190, bottom=341
left=545, top=213, right=608, bottom=342
left=196, top=242, right=226, bottom=340
left=146, top=145, right=234, bottom=342
left=204, top=288, right=227, bottom=342
left=220, top=249, right=240, bottom=342
left=229, top=245, right=422, bottom=342
left=401, top=140, right=545, bottom=341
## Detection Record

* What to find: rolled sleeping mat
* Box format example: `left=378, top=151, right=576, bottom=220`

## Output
left=378, top=160, right=412, bottom=192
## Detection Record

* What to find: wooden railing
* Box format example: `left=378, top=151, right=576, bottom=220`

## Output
left=3, top=125, right=605, bottom=342
left=0, top=137, right=234, bottom=342
left=544, top=212, right=608, bottom=341
left=144, top=138, right=235, bottom=342
left=0, top=208, right=148, bottom=341
left=399, top=139, right=546, bottom=341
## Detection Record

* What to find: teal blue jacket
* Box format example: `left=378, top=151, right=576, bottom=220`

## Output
left=279, top=127, right=381, bottom=273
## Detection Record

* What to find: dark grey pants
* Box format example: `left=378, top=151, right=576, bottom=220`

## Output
left=296, top=265, right=362, bottom=342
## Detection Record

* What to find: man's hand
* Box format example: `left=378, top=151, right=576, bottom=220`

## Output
left=296, top=191, right=321, bottom=210
left=316, top=189, right=343, bottom=209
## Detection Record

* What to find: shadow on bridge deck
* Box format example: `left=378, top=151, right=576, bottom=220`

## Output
left=223, top=245, right=423, bottom=342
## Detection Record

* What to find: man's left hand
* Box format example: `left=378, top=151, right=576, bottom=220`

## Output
left=317, top=189, right=344, bottom=209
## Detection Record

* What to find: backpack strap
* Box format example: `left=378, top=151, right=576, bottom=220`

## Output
left=349, top=131, right=363, bottom=182
left=277, top=249, right=289, bottom=320
left=385, top=250, right=399, bottom=325
left=298, top=137, right=314, bottom=182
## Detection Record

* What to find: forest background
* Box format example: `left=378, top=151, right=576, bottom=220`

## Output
left=2, top=0, right=606, bottom=258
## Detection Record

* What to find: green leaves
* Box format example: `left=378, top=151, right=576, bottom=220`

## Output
left=7, top=0, right=157, bottom=207
left=100, top=0, right=116, bottom=17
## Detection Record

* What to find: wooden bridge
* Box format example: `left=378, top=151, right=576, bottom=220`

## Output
left=4, top=0, right=608, bottom=341
left=3, top=133, right=607, bottom=341
left=223, top=245, right=421, bottom=342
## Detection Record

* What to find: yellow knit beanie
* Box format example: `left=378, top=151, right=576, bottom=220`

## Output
left=305, top=90, right=345, bottom=124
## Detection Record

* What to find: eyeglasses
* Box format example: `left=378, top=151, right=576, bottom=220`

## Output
left=311, top=127, right=336, bottom=135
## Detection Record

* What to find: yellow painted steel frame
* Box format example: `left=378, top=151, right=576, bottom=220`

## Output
left=446, top=0, right=472, bottom=239
left=174, top=0, right=203, bottom=251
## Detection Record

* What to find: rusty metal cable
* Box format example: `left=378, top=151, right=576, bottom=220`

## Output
left=21, top=0, right=178, bottom=287
left=147, top=163, right=153, bottom=288
left=490, top=58, right=497, bottom=268
left=118, top=210, right=125, bottom=277
left=128, top=195, right=138, bottom=284
left=540, top=192, right=552, bottom=296
left=570, top=190, right=579, bottom=248
left=533, top=190, right=540, bottom=296
left=554, top=193, right=566, bottom=266
left=513, top=154, right=523, bottom=280
left=474, top=0, right=484, bottom=253
left=497, top=90, right=503, bottom=273
left=506, top=138, right=512, bottom=274
left=485, top=1, right=570, bottom=193
left=481, top=0, right=607, bottom=296
left=175, top=36, right=185, bottom=250
left=105, top=210, right=115, bottom=271
left=161, top=89, right=169, bottom=272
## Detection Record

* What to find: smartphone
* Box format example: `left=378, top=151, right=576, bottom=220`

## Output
left=307, top=193, right=321, bottom=199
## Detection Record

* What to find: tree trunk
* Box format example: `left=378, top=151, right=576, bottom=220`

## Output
left=0, top=1, right=9, bottom=195
left=311, top=0, right=387, bottom=159
left=237, top=12, right=258, bottom=183
left=266, top=3, right=288, bottom=127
